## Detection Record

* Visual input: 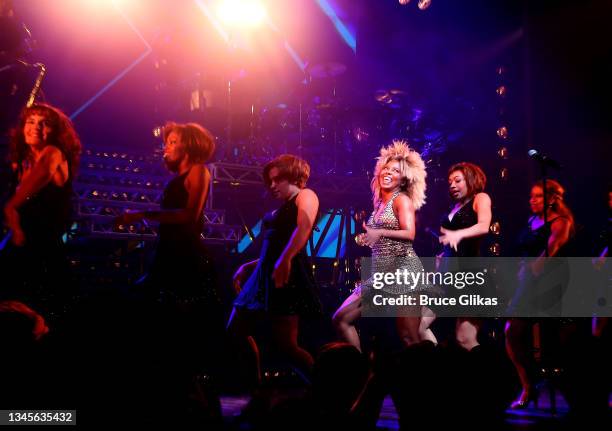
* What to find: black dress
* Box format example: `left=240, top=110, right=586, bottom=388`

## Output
left=508, top=216, right=571, bottom=316
left=234, top=193, right=321, bottom=316
left=440, top=198, right=483, bottom=257
left=148, top=168, right=217, bottom=304
left=145, top=168, right=222, bottom=378
left=439, top=198, right=488, bottom=320
left=516, top=215, right=570, bottom=258
left=1, top=173, right=73, bottom=318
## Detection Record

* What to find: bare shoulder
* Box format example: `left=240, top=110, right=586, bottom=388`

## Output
left=393, top=193, right=415, bottom=210
left=186, top=163, right=209, bottom=181
left=296, top=188, right=319, bottom=206
left=295, top=189, right=319, bottom=211
left=551, top=216, right=571, bottom=231
left=183, top=165, right=209, bottom=196
left=473, top=192, right=491, bottom=208
left=39, top=145, right=64, bottom=160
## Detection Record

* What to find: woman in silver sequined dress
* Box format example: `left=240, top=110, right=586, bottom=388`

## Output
left=333, top=141, right=436, bottom=351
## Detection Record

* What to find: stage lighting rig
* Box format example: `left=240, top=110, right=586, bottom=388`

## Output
left=417, top=0, right=431, bottom=10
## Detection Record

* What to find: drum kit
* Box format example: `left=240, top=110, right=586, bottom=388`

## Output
left=199, top=59, right=448, bottom=174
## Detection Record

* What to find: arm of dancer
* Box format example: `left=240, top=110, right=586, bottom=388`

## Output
left=5, top=145, right=65, bottom=210
left=116, top=165, right=210, bottom=225
left=531, top=217, right=571, bottom=275
left=439, top=192, right=492, bottom=251
left=272, top=188, right=319, bottom=287
left=4, top=145, right=65, bottom=244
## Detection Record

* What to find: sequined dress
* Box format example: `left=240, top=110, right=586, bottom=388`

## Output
left=362, top=192, right=429, bottom=295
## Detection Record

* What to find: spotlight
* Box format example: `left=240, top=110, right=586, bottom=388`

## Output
left=216, top=0, right=266, bottom=28
left=417, top=0, right=431, bottom=10
left=496, top=126, right=509, bottom=139
left=497, top=66, right=505, bottom=75
left=152, top=126, right=162, bottom=138
left=500, top=167, right=509, bottom=180
left=490, top=221, right=501, bottom=235
left=489, top=243, right=501, bottom=256
left=399, top=0, right=410, bottom=5
left=496, top=85, right=507, bottom=97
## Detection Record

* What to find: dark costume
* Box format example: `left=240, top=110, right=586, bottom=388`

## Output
left=142, top=167, right=223, bottom=424
left=441, top=198, right=482, bottom=257
left=508, top=215, right=571, bottom=316
left=439, top=198, right=489, bottom=322
left=149, top=168, right=217, bottom=304
left=234, top=193, right=320, bottom=315
left=1, top=170, right=73, bottom=319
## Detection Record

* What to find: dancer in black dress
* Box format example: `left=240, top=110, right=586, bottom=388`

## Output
left=2, top=103, right=81, bottom=321
left=439, top=162, right=492, bottom=351
left=116, top=122, right=216, bottom=301
left=229, top=154, right=320, bottom=381
left=505, top=179, right=574, bottom=409
left=115, top=122, right=221, bottom=425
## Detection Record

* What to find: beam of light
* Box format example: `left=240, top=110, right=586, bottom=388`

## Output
left=70, top=1, right=152, bottom=120
left=236, top=219, right=262, bottom=253
left=263, top=16, right=307, bottom=73
left=216, top=0, right=266, bottom=28
left=194, top=0, right=230, bottom=43
left=315, top=0, right=356, bottom=53
left=283, top=41, right=306, bottom=71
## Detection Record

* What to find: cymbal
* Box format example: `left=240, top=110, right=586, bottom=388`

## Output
left=374, top=88, right=408, bottom=108
left=307, top=62, right=347, bottom=79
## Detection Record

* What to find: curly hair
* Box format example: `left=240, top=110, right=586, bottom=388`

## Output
left=9, top=103, right=81, bottom=177
left=163, top=122, right=215, bottom=164
left=263, top=154, right=310, bottom=189
left=447, top=162, right=487, bottom=199
left=371, top=140, right=427, bottom=210
left=533, top=179, right=575, bottom=234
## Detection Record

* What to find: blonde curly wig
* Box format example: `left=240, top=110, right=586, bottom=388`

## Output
left=371, top=140, right=427, bottom=210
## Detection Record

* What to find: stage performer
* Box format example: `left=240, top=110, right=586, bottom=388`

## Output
left=229, top=154, right=321, bottom=383
left=439, top=162, right=492, bottom=351
left=505, top=179, right=574, bottom=409
left=2, top=103, right=81, bottom=321
left=333, top=140, right=435, bottom=351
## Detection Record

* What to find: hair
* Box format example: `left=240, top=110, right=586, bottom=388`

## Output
left=447, top=162, right=487, bottom=199
left=162, top=122, right=215, bottom=164
left=263, top=154, right=310, bottom=188
left=371, top=140, right=427, bottom=209
left=533, top=179, right=575, bottom=233
left=9, top=103, right=81, bottom=177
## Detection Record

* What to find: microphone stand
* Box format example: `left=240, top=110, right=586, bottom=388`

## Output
left=26, top=63, right=46, bottom=107
left=530, top=149, right=563, bottom=257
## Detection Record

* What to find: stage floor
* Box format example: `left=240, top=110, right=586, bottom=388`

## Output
left=220, top=388, right=612, bottom=429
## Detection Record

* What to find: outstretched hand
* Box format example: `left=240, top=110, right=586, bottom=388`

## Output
left=439, top=227, right=462, bottom=252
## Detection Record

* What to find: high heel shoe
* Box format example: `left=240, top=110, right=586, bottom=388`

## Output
left=510, top=387, right=539, bottom=409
